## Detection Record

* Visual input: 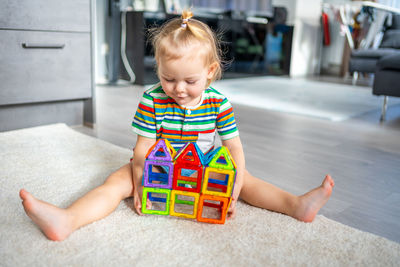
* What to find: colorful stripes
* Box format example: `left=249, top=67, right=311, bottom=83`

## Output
left=132, top=83, right=239, bottom=152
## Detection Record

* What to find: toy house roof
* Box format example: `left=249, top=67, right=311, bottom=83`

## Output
left=174, top=142, right=206, bottom=166
left=206, top=146, right=236, bottom=170
left=145, top=139, right=176, bottom=161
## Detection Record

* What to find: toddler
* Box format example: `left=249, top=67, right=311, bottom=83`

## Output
left=20, top=10, right=334, bottom=241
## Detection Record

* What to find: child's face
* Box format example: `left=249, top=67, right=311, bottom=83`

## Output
left=158, top=50, right=217, bottom=107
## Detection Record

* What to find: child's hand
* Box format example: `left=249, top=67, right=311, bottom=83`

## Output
left=133, top=186, right=151, bottom=215
left=227, top=182, right=242, bottom=219
left=227, top=197, right=237, bottom=219
left=131, top=135, right=157, bottom=215
left=133, top=187, right=143, bottom=215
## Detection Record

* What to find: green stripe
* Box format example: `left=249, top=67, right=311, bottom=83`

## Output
left=184, top=120, right=215, bottom=125
left=163, top=119, right=184, bottom=125
left=219, top=128, right=238, bottom=136
left=177, top=180, right=197, bottom=186
left=147, top=85, right=163, bottom=94
left=208, top=87, right=224, bottom=96
left=161, top=119, right=215, bottom=126
left=174, top=195, right=195, bottom=206
left=140, top=101, right=153, bottom=109
left=132, top=124, right=156, bottom=134
left=142, top=93, right=153, bottom=101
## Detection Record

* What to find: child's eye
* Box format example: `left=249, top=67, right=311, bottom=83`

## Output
left=186, top=80, right=197, bottom=85
left=163, top=77, right=174, bottom=82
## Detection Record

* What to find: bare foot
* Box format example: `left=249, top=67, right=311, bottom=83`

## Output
left=294, top=175, right=335, bottom=222
left=19, top=189, right=73, bottom=241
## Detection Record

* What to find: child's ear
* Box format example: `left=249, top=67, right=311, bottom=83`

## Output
left=207, top=62, right=219, bottom=79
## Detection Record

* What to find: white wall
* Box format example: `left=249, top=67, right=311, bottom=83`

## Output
left=292, top=0, right=323, bottom=77
left=273, top=0, right=323, bottom=77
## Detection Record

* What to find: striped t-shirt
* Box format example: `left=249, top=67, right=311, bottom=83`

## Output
left=132, top=83, right=239, bottom=153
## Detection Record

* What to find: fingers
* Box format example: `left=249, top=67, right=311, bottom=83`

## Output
left=227, top=199, right=237, bottom=220
left=133, top=187, right=153, bottom=216
left=227, top=206, right=236, bottom=219
left=134, top=197, right=143, bottom=215
left=133, top=191, right=143, bottom=215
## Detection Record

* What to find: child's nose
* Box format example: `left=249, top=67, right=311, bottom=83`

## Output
left=175, top=82, right=185, bottom=93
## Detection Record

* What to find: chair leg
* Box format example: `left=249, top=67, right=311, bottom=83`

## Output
left=380, top=96, right=388, bottom=122
left=352, top=72, right=359, bottom=85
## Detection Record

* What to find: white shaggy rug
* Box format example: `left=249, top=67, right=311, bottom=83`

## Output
left=214, top=77, right=400, bottom=122
left=1, top=124, right=399, bottom=266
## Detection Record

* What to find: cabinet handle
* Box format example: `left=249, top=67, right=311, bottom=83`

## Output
left=22, top=43, right=65, bottom=49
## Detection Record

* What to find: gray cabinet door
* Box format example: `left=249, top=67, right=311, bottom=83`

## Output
left=0, top=0, right=90, bottom=32
left=0, top=30, right=91, bottom=105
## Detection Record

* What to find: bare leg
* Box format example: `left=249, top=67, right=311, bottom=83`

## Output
left=240, top=170, right=334, bottom=222
left=20, top=163, right=134, bottom=241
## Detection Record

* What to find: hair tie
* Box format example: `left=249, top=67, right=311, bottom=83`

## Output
left=181, top=18, right=189, bottom=28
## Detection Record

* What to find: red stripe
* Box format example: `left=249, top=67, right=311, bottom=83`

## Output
left=157, top=128, right=215, bottom=136
left=208, top=183, right=227, bottom=191
left=203, top=98, right=223, bottom=105
left=217, top=107, right=233, bottom=120
left=157, top=128, right=181, bottom=135
left=138, top=103, right=155, bottom=113
left=153, top=98, right=176, bottom=104
left=182, top=129, right=215, bottom=135
left=153, top=97, right=223, bottom=106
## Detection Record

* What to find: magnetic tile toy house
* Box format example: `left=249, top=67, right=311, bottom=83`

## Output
left=143, top=138, right=176, bottom=189
left=142, top=139, right=236, bottom=224
left=173, top=142, right=205, bottom=193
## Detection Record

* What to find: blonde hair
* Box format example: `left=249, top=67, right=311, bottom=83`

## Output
left=149, top=10, right=223, bottom=83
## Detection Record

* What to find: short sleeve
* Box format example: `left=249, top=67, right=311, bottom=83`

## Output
left=216, top=97, right=239, bottom=140
left=131, top=92, right=157, bottom=139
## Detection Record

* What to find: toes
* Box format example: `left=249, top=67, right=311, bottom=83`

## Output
left=323, top=175, right=334, bottom=188
left=19, top=189, right=28, bottom=200
left=20, top=189, right=36, bottom=203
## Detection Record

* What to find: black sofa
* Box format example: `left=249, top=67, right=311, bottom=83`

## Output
left=349, top=14, right=400, bottom=84
left=372, top=53, right=400, bottom=121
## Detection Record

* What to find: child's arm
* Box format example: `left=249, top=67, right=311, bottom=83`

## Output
left=221, top=136, right=245, bottom=219
left=131, top=135, right=156, bottom=215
